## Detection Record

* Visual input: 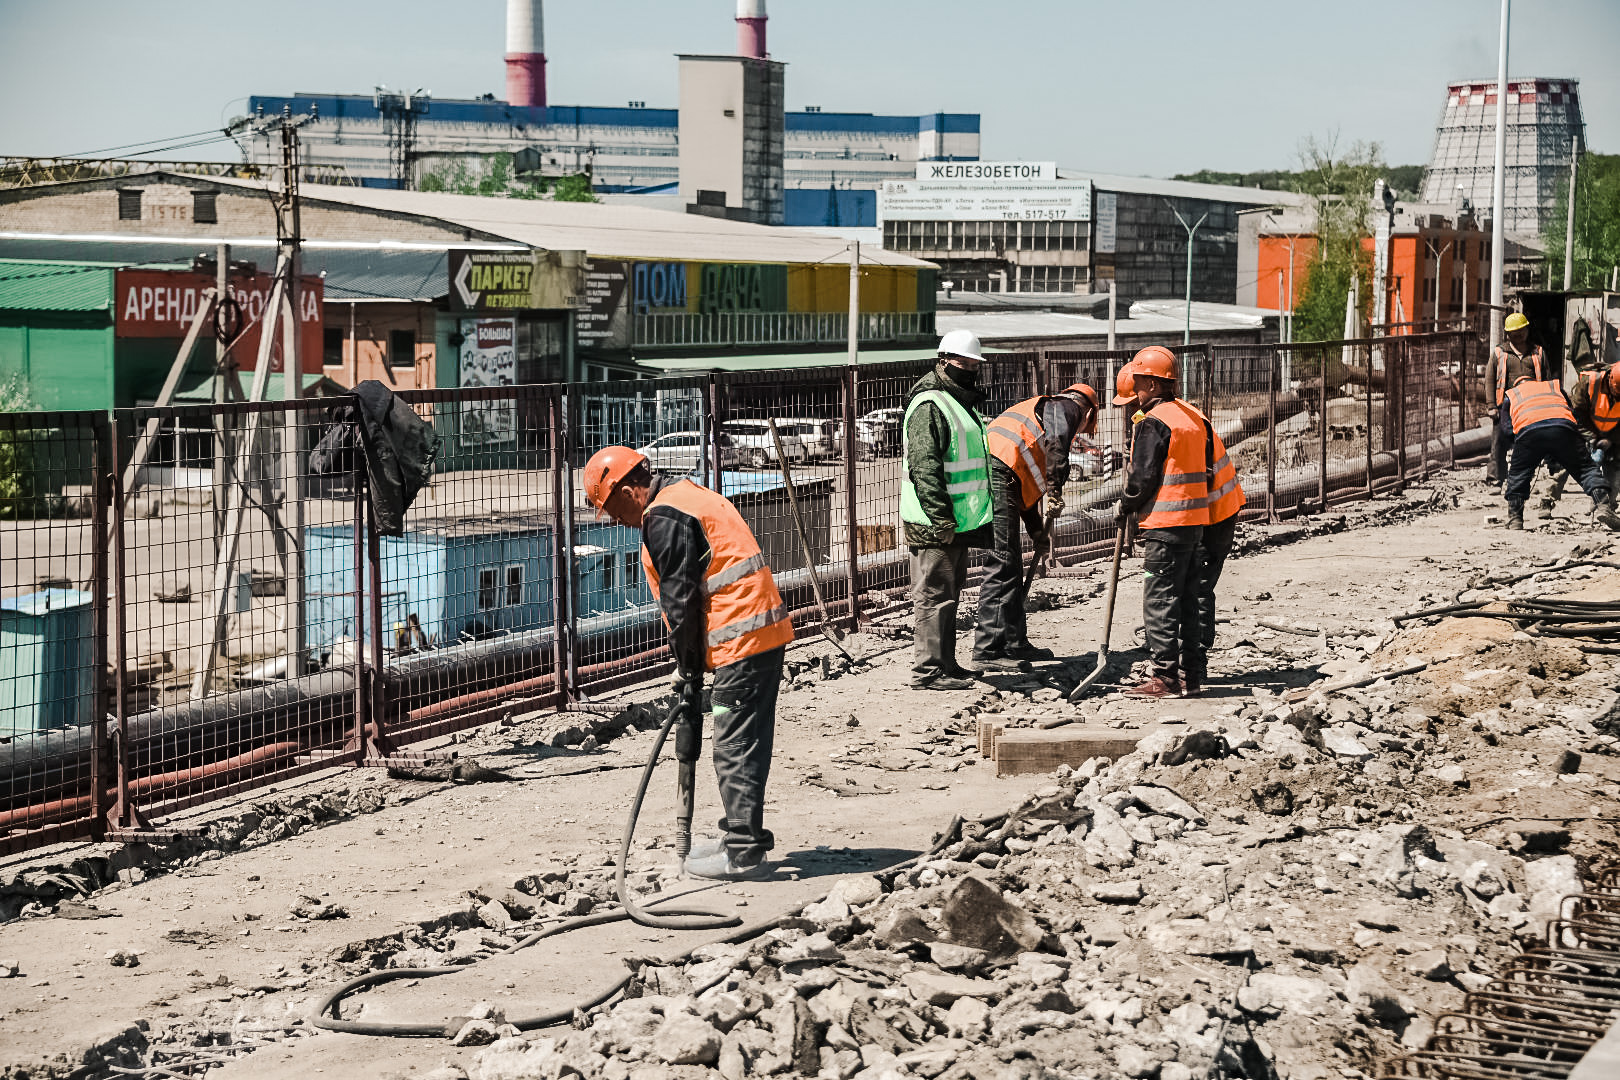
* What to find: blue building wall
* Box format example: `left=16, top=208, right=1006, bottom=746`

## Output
left=783, top=188, right=877, bottom=228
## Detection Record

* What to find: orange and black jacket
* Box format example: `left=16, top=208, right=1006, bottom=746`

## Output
left=1118, top=394, right=1215, bottom=525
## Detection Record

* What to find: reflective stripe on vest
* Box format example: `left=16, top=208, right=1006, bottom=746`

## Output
left=1138, top=400, right=1212, bottom=530
left=1494, top=344, right=1545, bottom=405
left=986, top=397, right=1051, bottom=510
left=1506, top=380, right=1575, bottom=435
left=640, top=479, right=794, bottom=671
left=900, top=389, right=993, bottom=531
left=1206, top=448, right=1245, bottom=524
left=1588, top=372, right=1620, bottom=434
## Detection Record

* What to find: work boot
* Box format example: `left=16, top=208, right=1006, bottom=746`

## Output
left=914, top=673, right=976, bottom=691
left=973, top=654, right=1029, bottom=673
left=1506, top=505, right=1524, bottom=531
left=1593, top=501, right=1620, bottom=532
left=683, top=851, right=770, bottom=881
left=1181, top=673, right=1202, bottom=698
left=685, top=836, right=726, bottom=861
left=1535, top=500, right=1556, bottom=519
left=1006, top=643, right=1057, bottom=662
left=1124, top=676, right=1180, bottom=700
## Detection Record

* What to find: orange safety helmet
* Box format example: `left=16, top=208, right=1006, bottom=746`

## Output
left=1060, top=382, right=1100, bottom=434
left=1132, top=345, right=1178, bottom=381
left=582, top=445, right=648, bottom=510
left=1111, top=361, right=1140, bottom=405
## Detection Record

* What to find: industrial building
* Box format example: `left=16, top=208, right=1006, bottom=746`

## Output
left=242, top=0, right=980, bottom=228
left=879, top=163, right=1308, bottom=301
left=1419, top=77, right=1583, bottom=241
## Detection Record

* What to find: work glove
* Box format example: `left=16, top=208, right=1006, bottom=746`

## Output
left=1600, top=439, right=1613, bottom=451
left=1487, top=407, right=1500, bottom=421
left=1047, top=494, right=1066, bottom=519
left=1113, top=502, right=1130, bottom=527
left=673, top=667, right=702, bottom=705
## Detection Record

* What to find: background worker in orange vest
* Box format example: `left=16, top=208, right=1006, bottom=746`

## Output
left=973, top=383, right=1100, bottom=671
left=1536, top=361, right=1620, bottom=517
left=1500, top=378, right=1620, bottom=533
left=1485, top=313, right=1550, bottom=485
left=1114, top=346, right=1215, bottom=699
left=1188, top=401, right=1245, bottom=699
left=583, top=446, right=794, bottom=880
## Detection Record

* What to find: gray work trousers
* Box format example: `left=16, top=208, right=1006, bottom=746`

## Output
left=1188, top=515, right=1237, bottom=683
left=710, top=645, right=783, bottom=865
left=1140, top=525, right=1203, bottom=684
left=910, top=541, right=970, bottom=683
left=973, top=460, right=1032, bottom=660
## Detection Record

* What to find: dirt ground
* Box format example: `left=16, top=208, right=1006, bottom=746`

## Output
left=1, top=471, right=1617, bottom=1079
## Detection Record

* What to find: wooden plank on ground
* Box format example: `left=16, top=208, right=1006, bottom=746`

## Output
left=977, top=718, right=1005, bottom=758
left=993, top=726, right=1155, bottom=778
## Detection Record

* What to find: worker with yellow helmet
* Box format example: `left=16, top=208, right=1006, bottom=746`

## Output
left=1485, top=312, right=1550, bottom=486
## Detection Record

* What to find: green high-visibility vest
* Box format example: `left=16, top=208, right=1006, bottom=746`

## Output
left=900, top=389, right=992, bottom=531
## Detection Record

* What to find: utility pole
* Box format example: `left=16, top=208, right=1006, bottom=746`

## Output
left=847, top=241, right=859, bottom=366
left=1563, top=135, right=1579, bottom=291
left=276, top=107, right=309, bottom=680
left=1166, top=200, right=1208, bottom=346
left=1428, top=238, right=1453, bottom=327
left=1488, top=0, right=1510, bottom=351
left=1106, top=279, right=1117, bottom=350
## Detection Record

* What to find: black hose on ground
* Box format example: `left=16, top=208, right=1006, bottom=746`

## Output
left=311, top=702, right=971, bottom=1039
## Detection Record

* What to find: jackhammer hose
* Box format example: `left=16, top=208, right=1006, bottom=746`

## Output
left=311, top=706, right=977, bottom=1039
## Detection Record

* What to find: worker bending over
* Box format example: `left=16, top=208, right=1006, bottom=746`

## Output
left=1485, top=313, right=1549, bottom=486
left=1114, top=347, right=1240, bottom=698
left=1500, top=377, right=1620, bottom=533
left=975, top=382, right=1100, bottom=670
left=1537, top=361, right=1620, bottom=518
left=902, top=329, right=993, bottom=690
left=584, top=447, right=793, bottom=880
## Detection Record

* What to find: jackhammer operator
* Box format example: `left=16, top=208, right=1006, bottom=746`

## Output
left=583, top=447, right=793, bottom=881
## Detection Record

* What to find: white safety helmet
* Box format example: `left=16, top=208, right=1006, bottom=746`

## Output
left=938, top=328, right=985, bottom=363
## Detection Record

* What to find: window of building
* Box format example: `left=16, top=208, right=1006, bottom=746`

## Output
left=388, top=329, right=416, bottom=368
left=322, top=328, right=344, bottom=368
left=117, top=188, right=142, bottom=220
left=193, top=190, right=218, bottom=224
left=505, top=565, right=523, bottom=607
left=478, top=569, right=499, bottom=610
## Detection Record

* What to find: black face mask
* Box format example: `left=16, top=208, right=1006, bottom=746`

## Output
left=941, top=362, right=979, bottom=389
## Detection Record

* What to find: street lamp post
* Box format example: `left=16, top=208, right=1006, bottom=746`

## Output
left=1167, top=200, right=1209, bottom=346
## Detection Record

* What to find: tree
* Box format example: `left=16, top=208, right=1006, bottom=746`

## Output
left=1289, top=135, right=1382, bottom=343
left=0, top=375, right=34, bottom=515
left=1545, top=152, right=1620, bottom=290
left=418, top=153, right=596, bottom=203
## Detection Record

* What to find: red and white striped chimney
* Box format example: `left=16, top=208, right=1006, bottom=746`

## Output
left=505, top=0, right=546, bottom=111
left=736, top=0, right=767, bottom=59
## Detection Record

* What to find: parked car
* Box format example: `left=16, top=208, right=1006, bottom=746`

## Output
left=1069, top=435, right=1123, bottom=477
left=639, top=430, right=739, bottom=474
left=775, top=417, right=838, bottom=461
left=721, top=420, right=809, bottom=469
left=857, top=407, right=904, bottom=459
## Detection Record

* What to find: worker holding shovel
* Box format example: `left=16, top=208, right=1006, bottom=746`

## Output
left=974, top=382, right=1100, bottom=671
left=583, top=447, right=793, bottom=881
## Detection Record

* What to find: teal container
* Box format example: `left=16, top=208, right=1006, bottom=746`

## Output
left=0, top=589, right=95, bottom=736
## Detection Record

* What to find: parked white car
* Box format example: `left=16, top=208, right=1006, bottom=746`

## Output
left=775, top=417, right=838, bottom=461
left=721, top=420, right=809, bottom=468
left=639, top=431, right=740, bottom=473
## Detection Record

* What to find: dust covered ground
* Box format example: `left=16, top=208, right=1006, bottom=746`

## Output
left=1, top=474, right=1617, bottom=1079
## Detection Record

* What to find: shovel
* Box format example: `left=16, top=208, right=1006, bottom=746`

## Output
left=1049, top=523, right=1125, bottom=715
left=766, top=419, right=858, bottom=665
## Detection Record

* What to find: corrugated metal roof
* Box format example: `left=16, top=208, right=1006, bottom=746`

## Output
left=939, top=301, right=1271, bottom=343
left=0, top=258, right=116, bottom=312
left=1058, top=170, right=1312, bottom=207
left=186, top=175, right=936, bottom=268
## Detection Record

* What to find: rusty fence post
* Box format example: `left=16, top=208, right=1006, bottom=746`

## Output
left=842, top=365, right=861, bottom=630
left=1364, top=344, right=1375, bottom=498
left=89, top=414, right=111, bottom=838
left=351, top=438, right=368, bottom=760
left=1317, top=347, right=1328, bottom=511
left=549, top=390, right=570, bottom=706
left=1266, top=346, right=1279, bottom=522
left=1395, top=339, right=1409, bottom=492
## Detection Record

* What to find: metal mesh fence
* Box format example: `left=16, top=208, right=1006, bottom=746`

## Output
left=0, top=330, right=1487, bottom=854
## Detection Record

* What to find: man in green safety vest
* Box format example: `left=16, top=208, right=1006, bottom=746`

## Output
left=902, top=329, right=994, bottom=690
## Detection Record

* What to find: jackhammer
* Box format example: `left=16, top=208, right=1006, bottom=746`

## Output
left=672, top=672, right=703, bottom=862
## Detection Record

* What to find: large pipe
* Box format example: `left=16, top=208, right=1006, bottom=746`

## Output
left=736, top=0, right=767, bottom=59
left=505, top=0, right=547, bottom=111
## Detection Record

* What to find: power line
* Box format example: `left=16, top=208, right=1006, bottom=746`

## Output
left=61, top=128, right=228, bottom=159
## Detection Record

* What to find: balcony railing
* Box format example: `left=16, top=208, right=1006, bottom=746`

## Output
left=634, top=310, right=936, bottom=349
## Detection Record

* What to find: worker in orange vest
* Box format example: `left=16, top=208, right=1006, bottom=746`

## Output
left=973, top=382, right=1100, bottom=671
left=1113, top=346, right=1219, bottom=699
left=1485, top=313, right=1550, bottom=485
left=584, top=446, right=794, bottom=880
left=1500, top=378, right=1620, bottom=532
left=1536, top=361, right=1620, bottom=517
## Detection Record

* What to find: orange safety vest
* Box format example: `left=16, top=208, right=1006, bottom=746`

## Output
left=640, top=479, right=794, bottom=671
left=986, top=397, right=1051, bottom=511
left=1138, top=400, right=1212, bottom=530
left=1505, top=380, right=1575, bottom=435
left=1494, top=344, right=1545, bottom=406
left=1587, top=372, right=1620, bottom=434
left=1180, top=400, right=1245, bottom=524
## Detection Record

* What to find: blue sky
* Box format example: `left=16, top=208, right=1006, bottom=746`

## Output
left=1, top=0, right=1615, bottom=176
